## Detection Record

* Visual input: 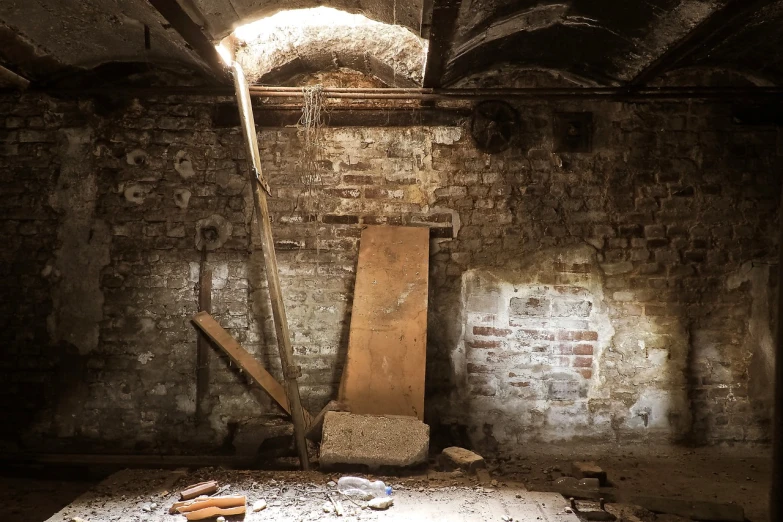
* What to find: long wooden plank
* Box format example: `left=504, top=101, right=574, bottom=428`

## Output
left=338, top=225, right=430, bottom=419
left=192, top=311, right=290, bottom=414
left=231, top=62, right=310, bottom=470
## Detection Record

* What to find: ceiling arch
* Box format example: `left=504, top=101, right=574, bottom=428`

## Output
left=183, top=0, right=423, bottom=40
left=225, top=8, right=427, bottom=86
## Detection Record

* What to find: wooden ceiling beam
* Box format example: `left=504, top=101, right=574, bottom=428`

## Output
left=422, top=0, right=462, bottom=88
left=146, top=0, right=230, bottom=82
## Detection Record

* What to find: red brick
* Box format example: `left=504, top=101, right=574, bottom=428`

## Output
left=578, top=369, right=593, bottom=379
left=322, top=214, right=359, bottom=224
left=573, top=356, right=593, bottom=368
left=572, top=343, right=594, bottom=355
left=552, top=356, right=570, bottom=367
left=467, top=363, right=491, bottom=374
left=510, top=381, right=530, bottom=387
left=557, top=330, right=599, bottom=341
left=342, top=174, right=374, bottom=184
left=325, top=188, right=361, bottom=198
left=467, top=340, right=501, bottom=349
left=338, top=160, right=372, bottom=171
left=473, top=326, right=512, bottom=337
left=365, top=187, right=403, bottom=199
left=362, top=215, right=403, bottom=225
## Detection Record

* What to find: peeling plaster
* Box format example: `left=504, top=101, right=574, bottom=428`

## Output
left=47, top=128, right=110, bottom=355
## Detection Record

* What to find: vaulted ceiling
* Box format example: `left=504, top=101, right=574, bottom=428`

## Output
left=0, top=0, right=781, bottom=89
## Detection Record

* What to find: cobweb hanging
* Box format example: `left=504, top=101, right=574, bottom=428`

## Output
left=296, top=84, right=327, bottom=254
left=297, top=84, right=326, bottom=210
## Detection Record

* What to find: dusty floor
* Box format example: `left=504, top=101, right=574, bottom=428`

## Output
left=498, top=444, right=771, bottom=522
left=1, top=472, right=98, bottom=522
left=44, top=468, right=579, bottom=522
left=4, top=444, right=770, bottom=522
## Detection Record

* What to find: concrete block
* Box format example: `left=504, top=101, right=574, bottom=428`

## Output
left=572, top=461, right=608, bottom=485
left=320, top=412, right=429, bottom=469
left=439, top=446, right=486, bottom=473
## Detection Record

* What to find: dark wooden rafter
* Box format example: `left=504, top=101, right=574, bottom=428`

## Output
left=0, top=62, right=29, bottom=89
left=422, top=0, right=462, bottom=88
left=627, top=0, right=776, bottom=88
left=146, top=0, right=229, bottom=82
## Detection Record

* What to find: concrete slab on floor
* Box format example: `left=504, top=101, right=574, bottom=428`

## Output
left=45, top=468, right=580, bottom=522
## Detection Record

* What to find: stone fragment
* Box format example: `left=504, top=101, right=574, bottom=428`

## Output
left=631, top=496, right=744, bottom=522
left=322, top=502, right=334, bottom=513
left=252, top=499, right=267, bottom=512
left=476, top=468, right=492, bottom=484
left=553, top=477, right=600, bottom=500
left=320, top=412, right=429, bottom=469
left=572, top=461, right=608, bottom=486
left=216, top=517, right=226, bottom=522
left=368, top=497, right=394, bottom=510
left=439, top=446, right=486, bottom=473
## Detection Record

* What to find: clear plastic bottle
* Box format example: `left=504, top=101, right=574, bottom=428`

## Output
left=337, top=476, right=393, bottom=500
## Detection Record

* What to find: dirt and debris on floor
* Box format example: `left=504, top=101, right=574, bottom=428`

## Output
left=492, top=444, right=770, bottom=522
left=43, top=467, right=576, bottom=522
left=4, top=444, right=769, bottom=522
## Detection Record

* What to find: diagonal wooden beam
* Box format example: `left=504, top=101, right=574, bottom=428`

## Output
left=146, top=0, right=230, bottom=82
left=627, top=0, right=775, bottom=88
left=0, top=62, right=30, bottom=89
left=422, top=0, right=462, bottom=88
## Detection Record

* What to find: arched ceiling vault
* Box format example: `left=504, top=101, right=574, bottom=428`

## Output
left=0, top=0, right=781, bottom=88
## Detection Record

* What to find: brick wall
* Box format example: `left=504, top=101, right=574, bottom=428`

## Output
left=0, top=92, right=778, bottom=454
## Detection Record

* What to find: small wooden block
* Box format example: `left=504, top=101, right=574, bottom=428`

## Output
left=439, top=446, right=486, bottom=474
left=180, top=480, right=218, bottom=500
left=185, top=505, right=246, bottom=521
left=572, top=461, right=607, bottom=486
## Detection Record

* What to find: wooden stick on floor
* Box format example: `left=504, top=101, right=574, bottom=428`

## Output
left=231, top=61, right=310, bottom=470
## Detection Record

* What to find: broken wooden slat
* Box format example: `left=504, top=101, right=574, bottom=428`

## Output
left=338, top=225, right=430, bottom=419
left=192, top=311, right=290, bottom=414
left=180, top=480, right=218, bottom=500
left=185, top=505, right=246, bottom=521
left=632, top=495, right=744, bottom=522
left=177, top=495, right=246, bottom=513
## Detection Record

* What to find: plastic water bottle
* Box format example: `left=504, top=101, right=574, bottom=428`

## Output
left=337, top=476, right=392, bottom=500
